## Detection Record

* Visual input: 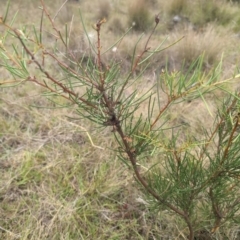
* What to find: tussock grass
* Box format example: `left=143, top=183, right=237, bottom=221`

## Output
left=164, top=0, right=188, bottom=16
left=128, top=0, right=152, bottom=32
left=162, top=0, right=240, bottom=30
left=96, top=0, right=111, bottom=20
left=170, top=25, right=228, bottom=69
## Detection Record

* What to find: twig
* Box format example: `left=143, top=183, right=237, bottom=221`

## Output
left=60, top=118, right=104, bottom=150
left=131, top=16, right=159, bottom=74
left=53, top=0, right=69, bottom=21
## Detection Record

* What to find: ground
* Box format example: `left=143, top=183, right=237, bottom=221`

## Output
left=1, top=0, right=240, bottom=239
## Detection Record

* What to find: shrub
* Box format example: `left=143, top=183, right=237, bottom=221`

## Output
left=184, top=0, right=232, bottom=27
left=1, top=1, right=240, bottom=240
left=164, top=0, right=233, bottom=28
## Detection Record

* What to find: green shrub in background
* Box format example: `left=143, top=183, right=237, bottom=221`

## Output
left=191, top=0, right=232, bottom=26
left=1, top=1, right=240, bottom=239
left=166, top=0, right=233, bottom=28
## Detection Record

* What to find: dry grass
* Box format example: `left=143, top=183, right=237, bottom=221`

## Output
left=161, top=0, right=238, bottom=29
left=170, top=25, right=228, bottom=69
left=1, top=0, right=240, bottom=239
left=164, top=0, right=188, bottom=16
left=96, top=0, right=111, bottom=20
left=108, top=17, right=125, bottom=35
left=128, top=0, right=152, bottom=32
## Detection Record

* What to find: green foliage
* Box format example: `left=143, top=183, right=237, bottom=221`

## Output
left=16, top=152, right=45, bottom=187
left=190, top=0, right=232, bottom=27
left=1, top=1, right=240, bottom=239
left=147, top=94, right=240, bottom=235
left=165, top=0, right=233, bottom=28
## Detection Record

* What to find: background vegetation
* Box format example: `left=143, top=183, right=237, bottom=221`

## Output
left=1, top=0, right=240, bottom=239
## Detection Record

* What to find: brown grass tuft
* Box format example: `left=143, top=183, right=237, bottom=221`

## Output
left=128, top=0, right=152, bottom=31
left=171, top=26, right=227, bottom=69
left=96, top=0, right=111, bottom=20
left=108, top=17, right=125, bottom=35
left=164, top=0, right=188, bottom=16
